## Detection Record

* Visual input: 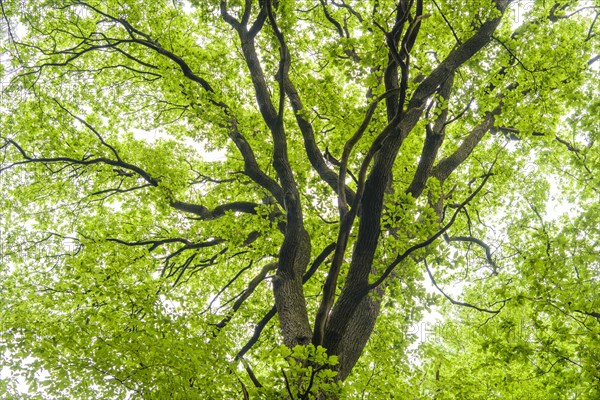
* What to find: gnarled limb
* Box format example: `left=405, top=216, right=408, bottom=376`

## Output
left=283, top=77, right=355, bottom=204
left=170, top=200, right=259, bottom=220
left=236, top=242, right=336, bottom=359
left=432, top=104, right=502, bottom=183
left=406, top=71, right=455, bottom=198
left=321, top=1, right=510, bottom=364
left=222, top=0, right=313, bottom=348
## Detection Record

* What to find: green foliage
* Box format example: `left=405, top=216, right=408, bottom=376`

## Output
left=250, top=344, right=342, bottom=399
left=1, top=0, right=599, bottom=398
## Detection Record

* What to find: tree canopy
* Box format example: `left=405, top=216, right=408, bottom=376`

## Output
left=0, top=0, right=599, bottom=398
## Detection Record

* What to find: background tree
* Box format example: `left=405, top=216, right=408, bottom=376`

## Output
left=0, top=0, right=598, bottom=398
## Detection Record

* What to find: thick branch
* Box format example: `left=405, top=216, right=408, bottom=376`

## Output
left=283, top=77, right=355, bottom=203
left=235, top=243, right=335, bottom=359
left=406, top=72, right=455, bottom=198
left=380, top=1, right=409, bottom=121
left=227, top=2, right=301, bottom=222
left=332, top=7, right=509, bottom=320
left=432, top=105, right=501, bottom=182
left=226, top=117, right=286, bottom=205
left=408, top=1, right=509, bottom=110
left=319, top=0, right=345, bottom=37
left=170, top=200, right=259, bottom=220
left=338, top=87, right=402, bottom=213
left=311, top=88, right=403, bottom=346
left=222, top=0, right=312, bottom=349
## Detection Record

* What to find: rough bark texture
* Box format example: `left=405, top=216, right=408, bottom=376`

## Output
left=337, top=286, right=384, bottom=380
left=321, top=3, right=508, bottom=374
left=274, top=229, right=313, bottom=347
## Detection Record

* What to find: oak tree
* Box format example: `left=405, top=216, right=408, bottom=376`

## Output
left=1, top=0, right=599, bottom=398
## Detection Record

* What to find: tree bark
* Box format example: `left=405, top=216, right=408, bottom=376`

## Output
left=322, top=3, right=508, bottom=374
left=273, top=228, right=313, bottom=347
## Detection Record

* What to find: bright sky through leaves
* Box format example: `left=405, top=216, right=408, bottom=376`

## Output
left=1, top=0, right=599, bottom=398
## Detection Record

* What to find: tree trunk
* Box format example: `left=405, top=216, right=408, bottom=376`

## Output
left=273, top=228, right=313, bottom=347
left=337, top=286, right=383, bottom=380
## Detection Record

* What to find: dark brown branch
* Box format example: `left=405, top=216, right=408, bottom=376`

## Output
left=300, top=365, right=319, bottom=400
left=219, top=1, right=241, bottom=29
left=319, top=0, right=345, bottom=37
left=239, top=357, right=263, bottom=389
left=181, top=248, right=235, bottom=284
left=310, top=88, right=403, bottom=346
left=424, top=259, right=505, bottom=314
left=90, top=183, right=153, bottom=197
left=331, top=0, right=364, bottom=22
left=398, top=0, right=425, bottom=107
left=14, top=41, right=137, bottom=81
left=302, top=242, right=336, bottom=284
left=106, top=237, right=191, bottom=251
left=338, top=87, right=402, bottom=213
left=444, top=98, right=473, bottom=126
left=105, top=236, right=228, bottom=287
left=206, top=261, right=254, bottom=313
left=323, top=9, right=511, bottom=351
left=172, top=253, right=200, bottom=287
left=46, top=2, right=285, bottom=208
left=281, top=368, right=296, bottom=399
left=112, top=47, right=159, bottom=70
left=313, top=106, right=409, bottom=346
left=0, top=0, right=24, bottom=63
left=236, top=306, right=277, bottom=360
left=226, top=118, right=286, bottom=206
left=75, top=1, right=214, bottom=91
left=408, top=1, right=509, bottom=110
left=163, top=238, right=225, bottom=265
left=493, top=35, right=537, bottom=73
left=248, top=7, right=267, bottom=38
left=265, top=0, right=289, bottom=121
left=2, top=139, right=159, bottom=186
left=283, top=77, right=355, bottom=203
left=159, top=244, right=231, bottom=284
left=574, top=310, right=600, bottom=320
left=46, top=4, right=283, bottom=206
left=444, top=234, right=498, bottom=274
left=369, top=173, right=493, bottom=289
left=170, top=200, right=259, bottom=220
left=378, top=2, right=409, bottom=121
left=432, top=104, right=501, bottom=182
left=225, top=3, right=314, bottom=347
left=215, top=262, right=277, bottom=329
left=52, top=99, right=122, bottom=161
left=228, top=3, right=300, bottom=213
left=241, top=0, right=253, bottom=26
left=554, top=135, right=581, bottom=153
left=406, top=72, right=454, bottom=198
left=431, top=0, right=461, bottom=45
left=235, top=243, right=336, bottom=359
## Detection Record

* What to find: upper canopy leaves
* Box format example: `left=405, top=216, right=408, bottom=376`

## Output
left=1, top=0, right=598, bottom=398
